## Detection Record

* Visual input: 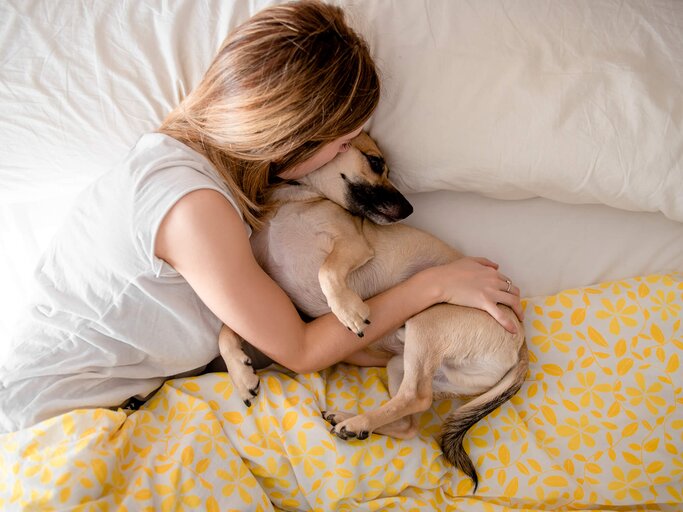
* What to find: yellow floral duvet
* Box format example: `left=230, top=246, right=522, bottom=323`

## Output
left=1, top=273, right=682, bottom=511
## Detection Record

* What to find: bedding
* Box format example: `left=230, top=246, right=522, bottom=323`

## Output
left=366, top=0, right=683, bottom=223
left=1, top=273, right=682, bottom=511
left=2, top=1, right=683, bottom=511
left=405, top=191, right=683, bottom=298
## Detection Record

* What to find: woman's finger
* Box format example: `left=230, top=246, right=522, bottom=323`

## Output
left=473, top=257, right=498, bottom=269
left=498, top=276, right=521, bottom=297
left=502, top=282, right=521, bottom=297
left=486, top=304, right=518, bottom=334
left=495, top=291, right=524, bottom=322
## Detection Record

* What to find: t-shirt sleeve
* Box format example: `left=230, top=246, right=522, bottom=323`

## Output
left=132, top=164, right=248, bottom=276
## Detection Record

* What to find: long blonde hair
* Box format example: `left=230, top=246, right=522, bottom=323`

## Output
left=159, top=0, right=380, bottom=229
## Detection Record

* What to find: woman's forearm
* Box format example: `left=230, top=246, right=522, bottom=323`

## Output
left=291, top=268, right=440, bottom=373
left=287, top=254, right=524, bottom=373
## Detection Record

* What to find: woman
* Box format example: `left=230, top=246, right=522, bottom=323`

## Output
left=0, top=0, right=522, bottom=433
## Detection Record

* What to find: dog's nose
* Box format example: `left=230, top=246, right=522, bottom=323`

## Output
left=397, top=196, right=414, bottom=219
left=378, top=191, right=413, bottom=222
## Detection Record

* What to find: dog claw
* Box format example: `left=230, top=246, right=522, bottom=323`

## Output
left=339, top=426, right=355, bottom=439
left=364, top=319, right=371, bottom=325
left=356, top=332, right=364, bottom=338
left=333, top=427, right=347, bottom=440
left=329, top=422, right=368, bottom=441
left=323, top=412, right=338, bottom=426
left=244, top=399, right=252, bottom=407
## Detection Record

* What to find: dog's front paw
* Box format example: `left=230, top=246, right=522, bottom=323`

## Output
left=329, top=295, right=371, bottom=337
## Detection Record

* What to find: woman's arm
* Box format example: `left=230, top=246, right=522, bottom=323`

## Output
left=156, top=189, right=521, bottom=374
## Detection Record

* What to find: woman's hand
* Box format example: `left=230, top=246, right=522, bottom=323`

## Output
left=427, top=257, right=524, bottom=334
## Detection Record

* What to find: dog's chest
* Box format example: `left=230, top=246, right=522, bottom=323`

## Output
left=250, top=205, right=342, bottom=316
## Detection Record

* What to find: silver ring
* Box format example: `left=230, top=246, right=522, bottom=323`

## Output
left=505, top=279, right=512, bottom=293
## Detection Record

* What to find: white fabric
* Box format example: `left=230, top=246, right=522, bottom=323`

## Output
left=362, top=0, right=683, bottom=222
left=404, top=190, right=683, bottom=298
left=0, top=133, right=248, bottom=433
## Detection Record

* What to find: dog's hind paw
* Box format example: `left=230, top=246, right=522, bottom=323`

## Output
left=322, top=410, right=352, bottom=427
left=321, top=411, right=337, bottom=425
left=322, top=410, right=353, bottom=424
left=325, top=412, right=372, bottom=441
left=332, top=425, right=369, bottom=441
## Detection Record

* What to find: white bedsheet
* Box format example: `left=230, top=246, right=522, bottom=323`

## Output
left=405, top=191, right=683, bottom=298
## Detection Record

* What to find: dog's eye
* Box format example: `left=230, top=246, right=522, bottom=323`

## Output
left=365, top=154, right=385, bottom=175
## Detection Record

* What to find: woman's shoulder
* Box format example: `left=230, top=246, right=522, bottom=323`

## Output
left=127, top=132, right=212, bottom=174
left=124, top=133, right=234, bottom=208
left=124, top=133, right=252, bottom=236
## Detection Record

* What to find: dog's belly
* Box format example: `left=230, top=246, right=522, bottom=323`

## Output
left=347, top=222, right=459, bottom=297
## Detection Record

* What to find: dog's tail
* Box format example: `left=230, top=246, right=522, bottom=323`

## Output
left=439, top=342, right=529, bottom=493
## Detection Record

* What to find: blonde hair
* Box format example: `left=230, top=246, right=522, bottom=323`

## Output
left=159, top=0, right=380, bottom=229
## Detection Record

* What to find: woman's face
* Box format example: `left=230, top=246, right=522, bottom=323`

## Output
left=277, top=126, right=364, bottom=180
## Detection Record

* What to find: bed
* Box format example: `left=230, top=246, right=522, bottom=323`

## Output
left=1, top=1, right=682, bottom=510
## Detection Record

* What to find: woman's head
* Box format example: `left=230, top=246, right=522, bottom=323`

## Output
left=160, top=0, right=380, bottom=227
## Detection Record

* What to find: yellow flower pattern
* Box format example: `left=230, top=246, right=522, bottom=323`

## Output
left=0, top=273, right=682, bottom=511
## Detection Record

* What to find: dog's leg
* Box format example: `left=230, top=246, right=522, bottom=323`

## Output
left=374, top=354, right=418, bottom=438
left=327, top=331, right=437, bottom=440
left=322, top=354, right=417, bottom=439
left=319, top=235, right=374, bottom=336
left=218, top=324, right=260, bottom=407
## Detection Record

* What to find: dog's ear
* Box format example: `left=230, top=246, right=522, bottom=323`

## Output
left=350, top=132, right=382, bottom=156
left=351, top=132, right=388, bottom=178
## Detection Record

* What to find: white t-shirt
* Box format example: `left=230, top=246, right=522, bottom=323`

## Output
left=0, top=133, right=250, bottom=433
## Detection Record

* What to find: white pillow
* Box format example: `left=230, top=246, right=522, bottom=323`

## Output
left=361, top=0, right=683, bottom=221
left=1, top=0, right=682, bottom=222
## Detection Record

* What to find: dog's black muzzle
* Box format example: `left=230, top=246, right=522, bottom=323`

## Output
left=346, top=182, right=414, bottom=224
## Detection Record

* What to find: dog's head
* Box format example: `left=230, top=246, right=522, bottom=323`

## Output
left=296, top=132, right=413, bottom=224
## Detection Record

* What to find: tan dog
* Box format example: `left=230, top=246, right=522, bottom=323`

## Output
left=219, top=133, right=528, bottom=491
